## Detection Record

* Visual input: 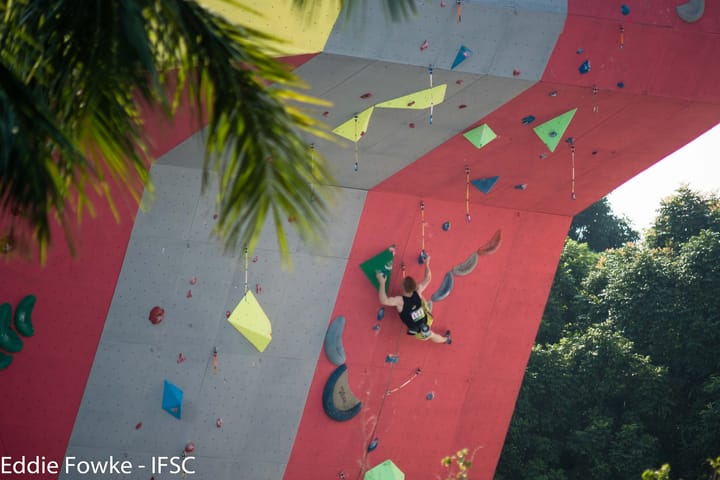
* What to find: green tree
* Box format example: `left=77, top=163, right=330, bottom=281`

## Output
left=497, top=321, right=670, bottom=480
left=645, top=186, right=720, bottom=249
left=0, top=0, right=415, bottom=262
left=537, top=239, right=598, bottom=344
left=569, top=197, right=639, bottom=252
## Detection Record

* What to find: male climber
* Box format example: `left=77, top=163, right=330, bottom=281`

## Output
left=376, top=256, right=452, bottom=345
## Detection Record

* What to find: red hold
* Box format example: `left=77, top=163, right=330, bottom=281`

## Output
left=135, top=422, right=143, bottom=430
left=420, top=40, right=429, bottom=51
left=458, top=104, right=467, bottom=109
left=189, top=277, right=197, bottom=285
left=256, top=284, right=262, bottom=294
left=186, top=290, right=192, bottom=298
left=360, top=92, right=373, bottom=99
left=177, top=353, right=186, bottom=364
left=225, top=310, right=231, bottom=318
left=512, top=69, right=521, bottom=76
left=149, top=306, right=164, bottom=325
left=216, top=418, right=223, bottom=428
left=184, top=442, right=196, bottom=453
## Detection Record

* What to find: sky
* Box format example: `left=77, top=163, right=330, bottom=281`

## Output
left=607, top=122, right=720, bottom=233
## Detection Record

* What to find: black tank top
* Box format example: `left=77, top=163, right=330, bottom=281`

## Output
left=399, top=291, right=426, bottom=332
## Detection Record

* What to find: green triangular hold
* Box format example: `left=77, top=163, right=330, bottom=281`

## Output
left=471, top=176, right=499, bottom=194
left=463, top=124, right=497, bottom=149
left=359, top=245, right=395, bottom=294
left=533, top=108, right=577, bottom=152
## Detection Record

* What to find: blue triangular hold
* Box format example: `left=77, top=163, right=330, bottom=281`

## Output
left=451, top=45, right=472, bottom=70
left=162, top=380, right=183, bottom=419
left=471, top=176, right=499, bottom=194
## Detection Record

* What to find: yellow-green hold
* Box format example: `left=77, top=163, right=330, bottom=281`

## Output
left=14, top=294, right=36, bottom=337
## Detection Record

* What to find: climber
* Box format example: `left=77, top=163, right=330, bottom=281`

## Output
left=376, top=256, right=451, bottom=345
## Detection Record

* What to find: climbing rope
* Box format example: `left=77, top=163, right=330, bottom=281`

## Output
left=243, top=247, right=249, bottom=296
left=386, top=368, right=422, bottom=396
left=428, top=65, right=434, bottom=125
left=570, top=143, right=576, bottom=200
left=465, top=165, right=471, bottom=223
left=593, top=84, right=599, bottom=113
left=419, top=201, right=427, bottom=264
left=354, top=114, right=359, bottom=172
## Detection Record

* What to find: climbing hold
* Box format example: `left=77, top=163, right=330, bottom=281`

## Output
left=216, top=418, right=223, bottom=428
left=256, top=284, right=262, bottom=294
left=135, top=422, right=143, bottom=430
left=478, top=230, right=503, bottom=256
left=0, top=351, right=12, bottom=370
left=465, top=213, right=471, bottom=224
left=512, top=69, right=521, bottom=77
left=149, top=306, right=165, bottom=325
left=225, top=310, right=231, bottom=318
left=14, top=294, right=36, bottom=337
left=252, top=256, right=258, bottom=263
left=539, top=153, right=548, bottom=159
left=0, top=303, right=23, bottom=354
left=177, top=353, right=186, bottom=364
left=407, top=100, right=415, bottom=107
left=360, top=245, right=395, bottom=294
left=385, top=354, right=399, bottom=364
left=373, top=324, right=381, bottom=332
left=452, top=252, right=479, bottom=277
left=420, top=40, right=429, bottom=51
left=617, top=81, right=625, bottom=88
left=430, top=271, right=454, bottom=302
left=418, top=250, right=428, bottom=265
left=367, top=438, right=379, bottom=452
left=322, top=111, right=330, bottom=117
left=463, top=124, right=497, bottom=149
left=471, top=176, right=500, bottom=194
left=186, top=290, right=192, bottom=298
left=377, top=307, right=385, bottom=321
left=376, top=84, right=447, bottom=110
left=592, top=150, right=598, bottom=156
left=227, top=291, right=273, bottom=352
left=515, top=183, right=528, bottom=190
left=184, top=442, right=196, bottom=454
left=533, top=108, right=577, bottom=152
left=440, top=0, right=446, bottom=6
left=442, top=221, right=451, bottom=231
left=521, top=115, right=536, bottom=125
left=324, top=316, right=347, bottom=366
left=162, top=380, right=184, bottom=419
left=677, top=0, right=704, bottom=23
left=360, top=92, right=373, bottom=99
left=579, top=60, right=591, bottom=74
left=409, top=122, right=415, bottom=128
left=322, top=364, right=362, bottom=422
left=451, top=45, right=472, bottom=70
left=566, top=137, right=575, bottom=144
left=189, top=276, right=197, bottom=285
left=549, top=90, right=558, bottom=97
left=426, top=391, right=435, bottom=400
left=458, top=104, right=467, bottom=109
left=621, top=4, right=631, bottom=15
left=213, top=213, right=218, bottom=219
left=333, top=107, right=374, bottom=142
left=576, top=48, right=584, bottom=54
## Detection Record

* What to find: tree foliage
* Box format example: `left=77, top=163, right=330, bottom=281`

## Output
left=499, top=187, right=720, bottom=480
left=569, top=197, right=639, bottom=252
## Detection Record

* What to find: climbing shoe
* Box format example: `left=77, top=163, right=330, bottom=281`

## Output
left=444, top=330, right=452, bottom=345
left=0, top=303, right=23, bottom=353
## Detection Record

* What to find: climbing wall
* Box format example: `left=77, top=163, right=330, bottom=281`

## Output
left=61, top=128, right=368, bottom=479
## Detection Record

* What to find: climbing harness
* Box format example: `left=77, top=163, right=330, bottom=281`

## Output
left=354, top=114, right=359, bottom=172
left=570, top=143, right=576, bottom=200
left=428, top=65, right=434, bottom=125
left=386, top=368, right=422, bottom=396
left=418, top=201, right=428, bottom=264
left=465, top=165, right=471, bottom=223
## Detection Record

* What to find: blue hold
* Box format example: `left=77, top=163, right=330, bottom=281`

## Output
left=418, top=250, right=428, bottom=264
left=162, top=380, right=184, bottom=419
left=617, top=81, right=625, bottom=89
left=442, top=221, right=451, bottom=232
left=579, top=59, right=591, bottom=74
left=377, top=307, right=385, bottom=321
left=621, top=4, right=630, bottom=15
left=426, top=391, right=435, bottom=400
left=521, top=115, right=536, bottom=125
left=367, top=438, right=379, bottom=452
left=385, top=354, right=399, bottom=364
